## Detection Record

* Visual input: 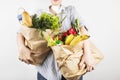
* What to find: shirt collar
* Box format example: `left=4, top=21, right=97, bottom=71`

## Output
left=49, top=5, right=65, bottom=15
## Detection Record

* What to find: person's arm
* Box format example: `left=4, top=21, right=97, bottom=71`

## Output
left=16, top=33, right=26, bottom=51
left=79, top=27, right=95, bottom=72
left=16, top=33, right=33, bottom=64
left=70, top=7, right=95, bottom=72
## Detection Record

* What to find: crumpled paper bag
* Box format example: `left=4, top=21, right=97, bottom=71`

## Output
left=51, top=40, right=104, bottom=80
left=19, top=26, right=51, bottom=65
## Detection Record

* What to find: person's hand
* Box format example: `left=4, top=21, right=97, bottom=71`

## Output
left=18, top=45, right=33, bottom=64
left=79, top=53, right=96, bottom=72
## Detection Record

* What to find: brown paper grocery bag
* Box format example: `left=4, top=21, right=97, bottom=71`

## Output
left=51, top=41, right=103, bottom=80
left=20, top=26, right=51, bottom=65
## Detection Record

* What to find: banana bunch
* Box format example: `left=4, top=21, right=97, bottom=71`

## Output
left=22, top=11, right=33, bottom=27
left=65, top=34, right=74, bottom=45
left=65, top=34, right=90, bottom=46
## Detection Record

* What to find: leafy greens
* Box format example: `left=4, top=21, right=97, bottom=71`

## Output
left=32, top=13, right=61, bottom=31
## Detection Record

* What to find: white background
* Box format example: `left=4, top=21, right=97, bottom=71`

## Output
left=0, top=0, right=120, bottom=80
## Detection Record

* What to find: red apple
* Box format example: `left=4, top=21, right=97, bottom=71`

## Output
left=68, top=28, right=76, bottom=35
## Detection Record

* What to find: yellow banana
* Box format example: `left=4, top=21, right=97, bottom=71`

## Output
left=65, top=34, right=74, bottom=45
left=81, top=34, right=90, bottom=40
left=70, top=35, right=90, bottom=46
left=70, top=35, right=82, bottom=46
left=22, top=11, right=32, bottom=27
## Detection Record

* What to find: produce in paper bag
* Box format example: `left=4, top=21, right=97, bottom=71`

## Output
left=17, top=9, right=62, bottom=65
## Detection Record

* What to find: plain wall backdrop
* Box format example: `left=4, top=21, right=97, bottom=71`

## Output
left=0, top=0, right=120, bottom=80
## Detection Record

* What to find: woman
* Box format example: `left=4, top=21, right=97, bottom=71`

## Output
left=16, top=0, right=95, bottom=80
